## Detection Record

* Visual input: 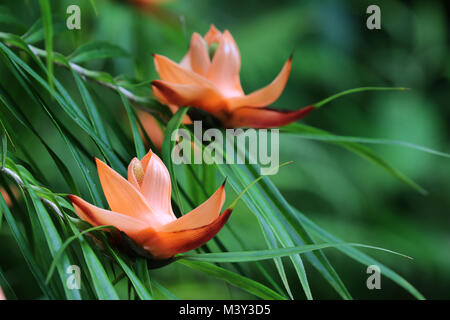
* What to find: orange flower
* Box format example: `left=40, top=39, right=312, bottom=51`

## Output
left=68, top=149, right=230, bottom=260
left=0, top=286, right=5, bottom=300
left=138, top=110, right=165, bottom=151
left=152, top=24, right=314, bottom=128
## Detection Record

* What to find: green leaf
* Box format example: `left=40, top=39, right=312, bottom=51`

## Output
left=258, top=217, right=293, bottom=299
left=229, top=161, right=293, bottom=209
left=0, top=256, right=18, bottom=300
left=38, top=0, right=53, bottom=90
left=282, top=125, right=450, bottom=158
left=178, top=260, right=287, bottom=300
left=0, top=41, right=126, bottom=175
left=58, top=224, right=120, bottom=300
left=202, top=134, right=349, bottom=300
left=22, top=18, right=66, bottom=44
left=0, top=63, right=101, bottom=204
left=19, top=170, right=81, bottom=299
left=0, top=122, right=6, bottom=168
left=281, top=123, right=427, bottom=194
left=88, top=0, right=98, bottom=16
left=162, top=107, right=190, bottom=213
left=184, top=161, right=290, bottom=298
left=45, top=225, right=114, bottom=284
left=313, top=87, right=409, bottom=108
left=0, top=173, right=55, bottom=299
left=179, top=242, right=412, bottom=262
left=151, top=279, right=179, bottom=300
left=135, top=258, right=153, bottom=296
left=105, top=244, right=153, bottom=300
left=69, top=41, right=130, bottom=63
left=114, top=78, right=146, bottom=159
left=292, top=207, right=425, bottom=300
left=69, top=69, right=112, bottom=149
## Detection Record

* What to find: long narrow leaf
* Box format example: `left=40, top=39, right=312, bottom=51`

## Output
left=281, top=123, right=427, bottom=194
left=162, top=107, right=190, bottom=213
left=179, top=242, right=412, bottom=262
left=178, top=260, right=287, bottom=300
left=292, top=207, right=425, bottom=299
left=38, top=0, right=53, bottom=90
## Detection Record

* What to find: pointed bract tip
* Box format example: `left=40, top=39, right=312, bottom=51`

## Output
left=221, top=177, right=228, bottom=187
left=151, top=79, right=162, bottom=87
left=94, top=157, right=105, bottom=168
left=67, top=194, right=76, bottom=203
left=222, top=208, right=233, bottom=216
left=67, top=194, right=83, bottom=209
left=222, top=30, right=235, bottom=39
left=289, top=51, right=294, bottom=61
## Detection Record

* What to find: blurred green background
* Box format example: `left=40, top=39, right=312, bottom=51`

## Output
left=0, top=0, right=449, bottom=299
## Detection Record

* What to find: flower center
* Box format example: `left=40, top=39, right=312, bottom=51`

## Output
left=208, top=42, right=219, bottom=60
left=133, top=161, right=145, bottom=186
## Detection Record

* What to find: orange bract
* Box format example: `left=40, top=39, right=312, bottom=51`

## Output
left=138, top=110, right=165, bottom=151
left=152, top=24, right=314, bottom=128
left=0, top=187, right=16, bottom=208
left=68, top=150, right=230, bottom=259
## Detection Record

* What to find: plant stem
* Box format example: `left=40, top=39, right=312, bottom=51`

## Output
left=0, top=166, right=63, bottom=218
left=0, top=33, right=159, bottom=114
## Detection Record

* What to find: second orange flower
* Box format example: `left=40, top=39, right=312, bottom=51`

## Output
left=152, top=25, right=314, bottom=129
